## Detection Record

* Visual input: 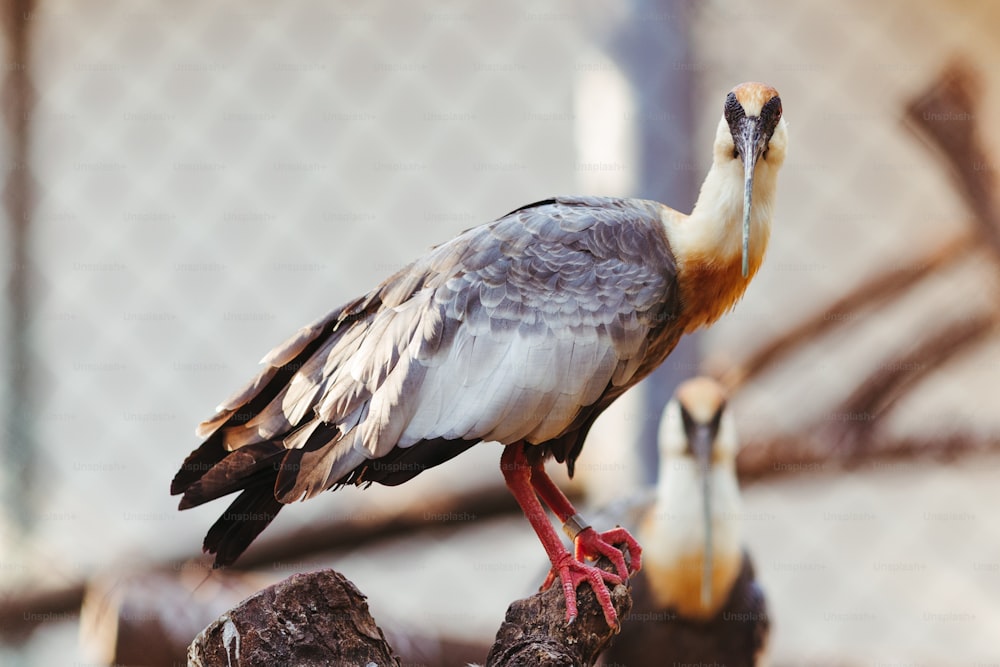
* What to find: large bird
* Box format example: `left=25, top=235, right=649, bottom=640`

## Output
left=603, top=377, right=769, bottom=665
left=171, top=82, right=787, bottom=627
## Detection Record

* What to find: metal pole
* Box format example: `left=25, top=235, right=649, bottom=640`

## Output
left=1, top=0, right=36, bottom=529
left=610, top=0, right=698, bottom=483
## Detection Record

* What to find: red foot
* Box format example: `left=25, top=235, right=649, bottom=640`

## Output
left=540, top=526, right=643, bottom=627
left=542, top=549, right=623, bottom=627
left=574, top=526, right=642, bottom=578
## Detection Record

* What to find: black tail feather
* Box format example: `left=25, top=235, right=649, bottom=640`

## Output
left=178, top=442, right=285, bottom=510
left=173, top=435, right=288, bottom=566
left=170, top=432, right=229, bottom=496
left=203, top=478, right=285, bottom=567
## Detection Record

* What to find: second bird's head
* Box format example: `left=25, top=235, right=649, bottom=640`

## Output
left=714, top=82, right=788, bottom=277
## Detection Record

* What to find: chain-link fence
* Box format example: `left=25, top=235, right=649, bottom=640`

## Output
left=1, top=0, right=998, bottom=664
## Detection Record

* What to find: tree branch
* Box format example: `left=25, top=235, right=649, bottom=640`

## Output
left=823, top=313, right=996, bottom=459
left=718, top=232, right=972, bottom=392
left=187, top=569, right=399, bottom=667
left=486, top=546, right=632, bottom=667
left=905, top=61, right=1000, bottom=260
left=186, top=545, right=632, bottom=667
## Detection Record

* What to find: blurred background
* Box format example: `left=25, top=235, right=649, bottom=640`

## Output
left=1, top=0, right=999, bottom=664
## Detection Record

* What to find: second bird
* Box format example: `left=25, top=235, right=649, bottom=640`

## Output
left=603, top=377, right=769, bottom=666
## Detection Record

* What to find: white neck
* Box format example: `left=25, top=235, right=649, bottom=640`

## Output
left=655, top=117, right=785, bottom=333
left=640, top=456, right=743, bottom=618
left=670, top=160, right=777, bottom=273
left=662, top=116, right=785, bottom=273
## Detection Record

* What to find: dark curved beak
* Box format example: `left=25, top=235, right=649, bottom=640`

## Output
left=691, top=423, right=715, bottom=607
left=736, top=117, right=769, bottom=277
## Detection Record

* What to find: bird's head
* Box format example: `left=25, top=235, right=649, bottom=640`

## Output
left=659, top=376, right=738, bottom=608
left=659, top=377, right=737, bottom=465
left=712, top=82, right=787, bottom=277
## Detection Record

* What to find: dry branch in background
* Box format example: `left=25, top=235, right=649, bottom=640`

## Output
left=0, top=482, right=521, bottom=644
left=227, top=482, right=520, bottom=571
left=79, top=567, right=262, bottom=667
left=906, top=61, right=1000, bottom=257
left=816, top=61, right=1000, bottom=452
left=824, top=312, right=997, bottom=459
left=718, top=231, right=973, bottom=392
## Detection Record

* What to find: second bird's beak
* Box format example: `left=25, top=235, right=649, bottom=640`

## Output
left=736, top=117, right=768, bottom=277
left=691, top=423, right=715, bottom=608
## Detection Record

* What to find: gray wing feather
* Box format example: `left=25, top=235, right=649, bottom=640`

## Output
left=194, top=311, right=342, bottom=440
left=202, top=196, right=677, bottom=499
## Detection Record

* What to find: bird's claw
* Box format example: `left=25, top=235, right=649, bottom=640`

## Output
left=574, top=525, right=642, bottom=578
left=540, top=526, right=642, bottom=628
left=541, top=550, right=624, bottom=628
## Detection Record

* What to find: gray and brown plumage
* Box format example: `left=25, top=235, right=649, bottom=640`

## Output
left=171, top=82, right=787, bottom=627
left=603, top=378, right=769, bottom=666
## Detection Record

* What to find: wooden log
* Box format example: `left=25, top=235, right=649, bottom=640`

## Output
left=187, top=569, right=398, bottom=667
left=188, top=547, right=632, bottom=667
left=485, top=546, right=632, bottom=667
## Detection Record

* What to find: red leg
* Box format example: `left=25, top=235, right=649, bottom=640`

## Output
left=500, top=443, right=632, bottom=627
left=529, top=461, right=642, bottom=579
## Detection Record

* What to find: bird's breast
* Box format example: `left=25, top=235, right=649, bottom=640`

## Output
left=642, top=548, right=743, bottom=620
left=677, top=253, right=757, bottom=334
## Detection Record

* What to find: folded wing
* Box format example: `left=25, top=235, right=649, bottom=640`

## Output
left=172, top=196, right=680, bottom=564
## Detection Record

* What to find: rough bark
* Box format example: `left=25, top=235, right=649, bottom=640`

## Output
left=187, top=569, right=399, bottom=667
left=187, top=550, right=632, bottom=667
left=486, top=546, right=632, bottom=667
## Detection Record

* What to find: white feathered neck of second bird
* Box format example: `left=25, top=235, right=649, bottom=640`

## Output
left=662, top=88, right=788, bottom=334
left=639, top=392, right=743, bottom=620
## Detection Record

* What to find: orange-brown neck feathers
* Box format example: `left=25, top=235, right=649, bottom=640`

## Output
left=641, top=548, right=743, bottom=619
left=677, top=252, right=760, bottom=334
